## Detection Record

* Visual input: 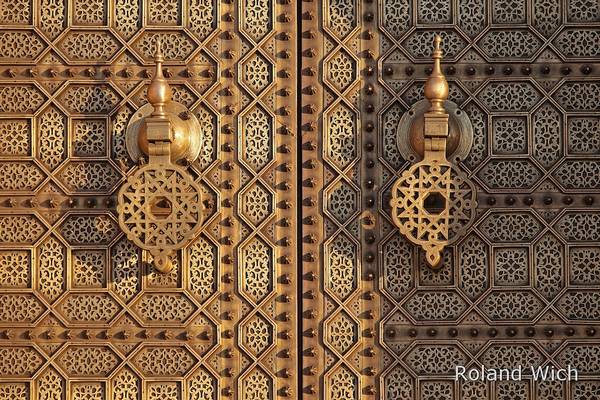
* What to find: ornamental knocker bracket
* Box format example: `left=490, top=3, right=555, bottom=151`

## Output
left=117, top=41, right=204, bottom=273
left=391, top=36, right=477, bottom=268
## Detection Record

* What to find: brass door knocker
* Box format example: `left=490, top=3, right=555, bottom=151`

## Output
left=117, top=41, right=204, bottom=273
left=390, top=36, right=477, bottom=268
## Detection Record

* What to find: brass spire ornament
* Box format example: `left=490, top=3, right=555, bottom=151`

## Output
left=117, top=39, right=205, bottom=273
left=146, top=39, right=171, bottom=119
left=424, top=35, right=448, bottom=115
left=390, top=35, right=477, bottom=268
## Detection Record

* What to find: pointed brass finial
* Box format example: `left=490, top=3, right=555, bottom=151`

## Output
left=424, top=35, right=449, bottom=114
left=147, top=38, right=172, bottom=119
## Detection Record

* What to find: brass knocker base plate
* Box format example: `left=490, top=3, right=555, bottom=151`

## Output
left=397, top=99, right=474, bottom=164
left=126, top=101, right=203, bottom=164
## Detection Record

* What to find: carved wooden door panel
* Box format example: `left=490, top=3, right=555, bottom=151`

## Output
left=0, top=0, right=297, bottom=399
left=305, top=0, right=600, bottom=399
left=2, top=0, right=600, bottom=399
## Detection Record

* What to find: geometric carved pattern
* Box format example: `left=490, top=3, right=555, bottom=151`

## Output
left=38, top=106, right=67, bottom=170
left=0, top=162, right=45, bottom=192
left=132, top=346, right=198, bottom=377
left=57, top=161, right=121, bottom=193
left=0, top=1, right=289, bottom=398
left=0, top=85, right=46, bottom=113
left=0, top=347, right=44, bottom=377
left=325, top=102, right=357, bottom=170
left=0, top=215, right=45, bottom=245
left=327, top=365, right=358, bottom=400
left=402, top=30, right=467, bottom=60
left=194, top=104, right=218, bottom=171
left=241, top=313, right=273, bottom=357
left=240, top=237, right=273, bottom=304
left=358, top=2, right=600, bottom=398
left=404, top=345, right=468, bottom=375
left=384, top=365, right=414, bottom=400
left=381, top=233, right=414, bottom=300
left=147, top=0, right=179, bottom=25
left=114, top=0, right=141, bottom=39
left=0, top=383, right=29, bottom=399
left=59, top=214, right=119, bottom=245
left=0, top=31, right=46, bottom=61
left=240, top=0, right=272, bottom=42
left=319, top=6, right=362, bottom=390
left=325, top=233, right=357, bottom=301
left=241, top=368, right=272, bottom=400
left=2, top=1, right=600, bottom=399
left=37, top=235, right=66, bottom=303
left=241, top=105, right=273, bottom=172
left=188, top=367, right=218, bottom=400
left=326, top=0, right=356, bottom=38
left=56, top=345, right=120, bottom=377
left=39, top=1, right=67, bottom=39
left=478, top=30, right=542, bottom=59
left=0, top=1, right=31, bottom=24
left=479, top=212, right=543, bottom=243
left=458, top=233, right=488, bottom=300
left=57, top=293, right=120, bottom=324
left=0, top=250, right=30, bottom=288
left=71, top=383, right=104, bottom=400
left=325, top=311, right=357, bottom=355
left=241, top=52, right=273, bottom=95
left=0, top=119, right=30, bottom=156
left=132, top=293, right=197, bottom=324
left=325, top=179, right=359, bottom=223
left=58, top=31, right=120, bottom=62
left=72, top=250, right=106, bottom=287
left=111, top=367, right=140, bottom=400
left=133, top=32, right=196, bottom=61
left=240, top=182, right=273, bottom=226
left=495, top=247, right=529, bottom=286
left=77, top=382, right=107, bottom=399
left=72, top=0, right=106, bottom=25
left=554, top=82, right=600, bottom=111
left=325, top=49, right=356, bottom=93
left=479, top=291, right=544, bottom=321
left=533, top=103, right=562, bottom=168
left=235, top=2, right=279, bottom=393
left=480, top=344, right=545, bottom=370
left=477, top=160, right=542, bottom=190
left=492, top=117, right=527, bottom=154
left=188, top=235, right=218, bottom=303
left=567, top=117, right=600, bottom=154
left=403, top=291, right=468, bottom=321
left=58, top=85, right=120, bottom=114
left=479, top=82, right=542, bottom=112
left=72, top=119, right=106, bottom=157
left=188, top=0, right=217, bottom=41
left=111, top=238, right=141, bottom=302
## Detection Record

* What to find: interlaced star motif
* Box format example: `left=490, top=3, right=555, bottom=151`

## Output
left=390, top=160, right=476, bottom=266
left=117, top=164, right=203, bottom=262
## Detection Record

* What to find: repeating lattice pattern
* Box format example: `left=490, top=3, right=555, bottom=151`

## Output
left=318, top=0, right=365, bottom=395
left=374, top=1, right=600, bottom=399
left=0, top=0, right=296, bottom=398
left=235, top=0, right=280, bottom=394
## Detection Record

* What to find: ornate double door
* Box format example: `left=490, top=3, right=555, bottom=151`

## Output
left=1, top=0, right=600, bottom=399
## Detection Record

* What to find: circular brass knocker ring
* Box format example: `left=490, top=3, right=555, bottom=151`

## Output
left=117, top=164, right=203, bottom=273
